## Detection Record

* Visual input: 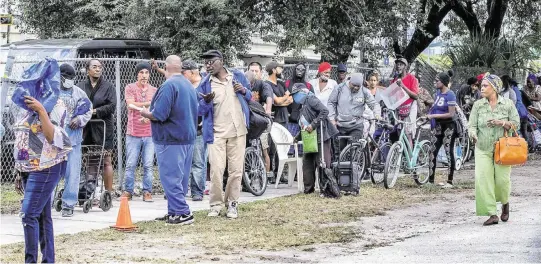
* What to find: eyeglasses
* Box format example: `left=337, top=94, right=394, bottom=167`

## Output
left=204, top=59, right=219, bottom=66
left=90, top=65, right=102, bottom=70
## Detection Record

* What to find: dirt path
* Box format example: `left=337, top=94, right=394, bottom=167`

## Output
left=219, top=161, right=541, bottom=263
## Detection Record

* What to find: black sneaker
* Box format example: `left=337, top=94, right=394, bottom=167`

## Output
left=61, top=208, right=74, bottom=217
left=166, top=214, right=194, bottom=225
left=155, top=214, right=169, bottom=221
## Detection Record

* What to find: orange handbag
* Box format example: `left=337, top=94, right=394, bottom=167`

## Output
left=494, top=126, right=528, bottom=165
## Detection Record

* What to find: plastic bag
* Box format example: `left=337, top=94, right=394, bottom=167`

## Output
left=301, top=130, right=318, bottom=153
left=11, top=58, right=60, bottom=113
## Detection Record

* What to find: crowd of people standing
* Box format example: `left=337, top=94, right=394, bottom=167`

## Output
left=10, top=50, right=541, bottom=262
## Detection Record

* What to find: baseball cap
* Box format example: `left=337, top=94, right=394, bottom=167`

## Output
left=201, top=50, right=223, bottom=59
left=182, top=59, right=199, bottom=70
left=337, top=63, right=347, bottom=73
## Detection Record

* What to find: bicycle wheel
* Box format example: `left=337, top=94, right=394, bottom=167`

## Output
left=414, top=141, right=431, bottom=185
left=339, top=143, right=366, bottom=183
left=371, top=142, right=390, bottom=184
left=242, top=147, right=268, bottom=196
left=384, top=142, right=402, bottom=189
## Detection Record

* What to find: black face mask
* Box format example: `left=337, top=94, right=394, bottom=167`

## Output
left=276, top=73, right=282, bottom=79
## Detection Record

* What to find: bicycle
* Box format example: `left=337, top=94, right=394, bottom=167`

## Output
left=242, top=138, right=268, bottom=196
left=338, top=118, right=394, bottom=185
left=383, top=112, right=432, bottom=189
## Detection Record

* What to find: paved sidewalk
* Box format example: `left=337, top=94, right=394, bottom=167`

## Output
left=0, top=185, right=299, bottom=245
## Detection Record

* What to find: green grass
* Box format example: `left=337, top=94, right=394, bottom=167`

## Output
left=0, top=174, right=475, bottom=263
left=0, top=185, right=22, bottom=214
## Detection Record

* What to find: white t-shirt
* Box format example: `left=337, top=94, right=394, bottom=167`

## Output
left=309, top=78, right=338, bottom=110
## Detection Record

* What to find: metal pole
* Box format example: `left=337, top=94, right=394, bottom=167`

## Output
left=114, top=60, right=124, bottom=190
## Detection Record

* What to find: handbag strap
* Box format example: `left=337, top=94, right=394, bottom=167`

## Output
left=504, top=124, right=519, bottom=137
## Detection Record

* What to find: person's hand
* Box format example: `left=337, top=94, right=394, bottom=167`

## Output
left=487, top=119, right=504, bottom=127
left=305, top=125, right=314, bottom=133
left=396, top=78, right=403, bottom=87
left=69, top=118, right=79, bottom=130
left=331, top=120, right=337, bottom=126
left=200, top=92, right=215, bottom=103
left=234, top=83, right=246, bottom=95
left=470, top=134, right=478, bottom=144
left=140, top=107, right=151, bottom=118
left=24, top=96, right=45, bottom=114
left=284, top=96, right=293, bottom=105
left=15, top=174, right=24, bottom=196
left=285, top=91, right=291, bottom=97
left=92, top=109, right=97, bottom=116
left=151, top=59, right=159, bottom=70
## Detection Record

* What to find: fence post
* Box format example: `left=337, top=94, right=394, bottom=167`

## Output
left=114, top=60, right=124, bottom=190
left=0, top=45, right=16, bottom=128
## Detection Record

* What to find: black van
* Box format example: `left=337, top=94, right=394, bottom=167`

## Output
left=0, top=38, right=165, bottom=60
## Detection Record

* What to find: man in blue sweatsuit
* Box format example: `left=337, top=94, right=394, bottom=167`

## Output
left=140, top=55, right=197, bottom=225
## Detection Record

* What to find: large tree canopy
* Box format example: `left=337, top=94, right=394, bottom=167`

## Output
left=12, top=0, right=541, bottom=64
left=15, top=0, right=251, bottom=62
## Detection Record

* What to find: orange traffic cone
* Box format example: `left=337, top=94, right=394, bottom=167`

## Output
left=111, top=196, right=137, bottom=231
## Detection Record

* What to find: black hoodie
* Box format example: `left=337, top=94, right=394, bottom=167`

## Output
left=285, top=62, right=313, bottom=123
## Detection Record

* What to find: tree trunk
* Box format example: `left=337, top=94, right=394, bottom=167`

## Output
left=321, top=34, right=356, bottom=64
left=483, top=0, right=508, bottom=39
left=451, top=0, right=482, bottom=37
left=400, top=2, right=453, bottom=63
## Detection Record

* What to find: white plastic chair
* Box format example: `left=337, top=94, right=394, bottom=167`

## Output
left=270, top=123, right=304, bottom=192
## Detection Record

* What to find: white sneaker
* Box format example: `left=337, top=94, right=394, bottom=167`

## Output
left=207, top=207, right=220, bottom=217
left=438, top=182, right=454, bottom=189
left=226, top=202, right=238, bottom=219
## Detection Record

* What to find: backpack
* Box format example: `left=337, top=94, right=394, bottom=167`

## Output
left=247, top=100, right=272, bottom=140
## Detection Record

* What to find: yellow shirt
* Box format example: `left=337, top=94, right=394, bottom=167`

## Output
left=210, top=70, right=247, bottom=139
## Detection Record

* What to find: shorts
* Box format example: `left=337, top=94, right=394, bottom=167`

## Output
left=260, top=124, right=272, bottom=150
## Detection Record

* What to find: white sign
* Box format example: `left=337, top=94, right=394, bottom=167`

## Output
left=378, top=82, right=409, bottom=110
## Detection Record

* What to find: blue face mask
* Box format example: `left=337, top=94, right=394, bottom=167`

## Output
left=293, top=92, right=307, bottom=104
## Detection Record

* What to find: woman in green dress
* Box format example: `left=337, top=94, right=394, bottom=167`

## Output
left=468, top=73, right=520, bottom=226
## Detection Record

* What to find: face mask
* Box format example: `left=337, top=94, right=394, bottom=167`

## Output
left=293, top=92, right=307, bottom=104
left=320, top=75, right=329, bottom=82
left=63, top=78, right=74, bottom=89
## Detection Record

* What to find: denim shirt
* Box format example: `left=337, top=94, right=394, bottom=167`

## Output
left=196, top=69, right=252, bottom=144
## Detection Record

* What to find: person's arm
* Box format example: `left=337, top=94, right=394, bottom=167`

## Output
left=430, top=106, right=456, bottom=119
left=509, top=89, right=517, bottom=105
left=125, top=85, right=150, bottom=108
left=151, top=59, right=166, bottom=76
left=532, top=87, right=541, bottom=101
left=24, top=96, right=65, bottom=145
left=364, top=88, right=381, bottom=119
left=77, top=101, right=93, bottom=127
left=308, top=96, right=329, bottom=130
left=327, top=86, right=340, bottom=122
left=397, top=77, right=419, bottom=100
left=141, top=84, right=172, bottom=122
left=505, top=101, right=520, bottom=130
left=263, top=86, right=273, bottom=115
left=95, top=83, right=117, bottom=119
left=468, top=102, right=479, bottom=143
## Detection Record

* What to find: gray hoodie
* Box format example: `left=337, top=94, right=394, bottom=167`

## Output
left=327, top=82, right=380, bottom=129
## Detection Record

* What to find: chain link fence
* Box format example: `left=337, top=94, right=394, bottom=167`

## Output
left=1, top=56, right=377, bottom=188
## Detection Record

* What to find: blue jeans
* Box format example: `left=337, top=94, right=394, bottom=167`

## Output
left=61, top=143, right=82, bottom=209
left=21, top=161, right=67, bottom=264
left=124, top=135, right=155, bottom=194
left=189, top=135, right=207, bottom=198
left=155, top=144, right=193, bottom=216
